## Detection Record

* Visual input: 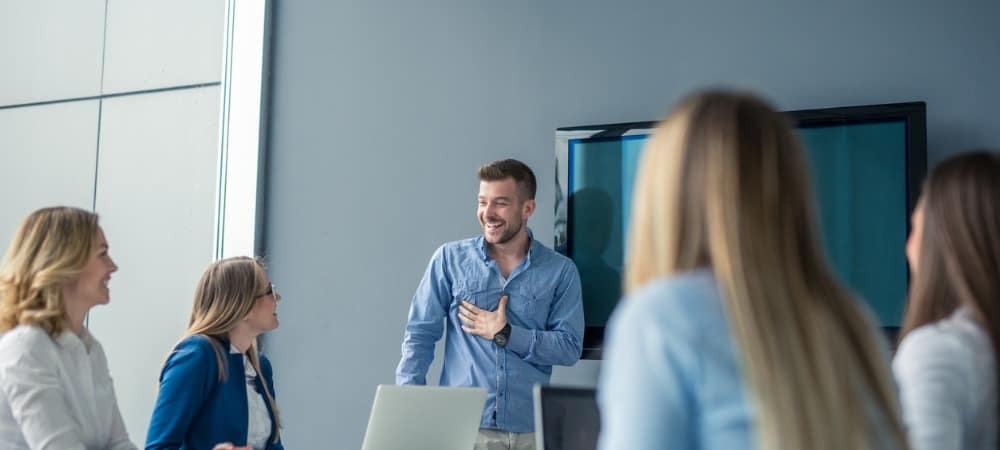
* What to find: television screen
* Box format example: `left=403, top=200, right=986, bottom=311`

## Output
left=555, top=102, right=926, bottom=359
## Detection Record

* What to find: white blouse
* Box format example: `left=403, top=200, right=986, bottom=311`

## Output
left=893, top=307, right=998, bottom=450
left=0, top=325, right=136, bottom=450
left=230, top=345, right=272, bottom=450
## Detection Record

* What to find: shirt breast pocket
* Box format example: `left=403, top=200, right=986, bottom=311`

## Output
left=507, top=287, right=551, bottom=327
left=452, top=278, right=500, bottom=311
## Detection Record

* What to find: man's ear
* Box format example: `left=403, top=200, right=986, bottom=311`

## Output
left=522, top=199, right=536, bottom=219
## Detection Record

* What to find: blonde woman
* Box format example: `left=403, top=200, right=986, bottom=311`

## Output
left=146, top=257, right=283, bottom=450
left=894, top=151, right=1000, bottom=450
left=0, top=206, right=136, bottom=449
left=597, top=90, right=909, bottom=450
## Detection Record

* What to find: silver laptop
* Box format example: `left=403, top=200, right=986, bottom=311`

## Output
left=361, top=384, right=487, bottom=450
left=533, top=385, right=600, bottom=450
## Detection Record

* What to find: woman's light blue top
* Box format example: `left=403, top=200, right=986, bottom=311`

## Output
left=598, top=269, right=905, bottom=450
left=598, top=269, right=755, bottom=450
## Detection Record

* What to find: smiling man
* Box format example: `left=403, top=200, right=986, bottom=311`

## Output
left=396, top=159, right=584, bottom=450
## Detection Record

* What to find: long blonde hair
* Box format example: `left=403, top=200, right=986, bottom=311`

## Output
left=626, top=90, right=908, bottom=450
left=0, top=207, right=99, bottom=337
left=182, top=256, right=282, bottom=442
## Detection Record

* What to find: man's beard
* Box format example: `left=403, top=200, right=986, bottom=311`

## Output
left=483, top=217, right=522, bottom=244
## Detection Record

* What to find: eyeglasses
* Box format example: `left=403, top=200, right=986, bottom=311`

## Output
left=256, top=283, right=278, bottom=300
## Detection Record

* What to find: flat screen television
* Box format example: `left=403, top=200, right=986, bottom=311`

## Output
left=555, top=102, right=927, bottom=359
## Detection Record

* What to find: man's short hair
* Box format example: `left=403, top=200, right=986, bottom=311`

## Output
left=478, top=159, right=537, bottom=201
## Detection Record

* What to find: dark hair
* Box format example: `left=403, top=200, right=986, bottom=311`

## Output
left=900, top=151, right=1000, bottom=450
left=478, top=159, right=537, bottom=201
left=901, top=150, right=1000, bottom=342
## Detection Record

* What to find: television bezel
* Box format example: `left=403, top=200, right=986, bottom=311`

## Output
left=555, top=101, right=927, bottom=359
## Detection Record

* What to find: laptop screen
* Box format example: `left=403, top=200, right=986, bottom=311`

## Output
left=534, top=386, right=600, bottom=450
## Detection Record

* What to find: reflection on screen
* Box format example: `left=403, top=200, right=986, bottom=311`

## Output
left=567, top=120, right=908, bottom=327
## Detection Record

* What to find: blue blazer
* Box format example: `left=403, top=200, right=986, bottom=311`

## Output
left=146, top=335, right=283, bottom=450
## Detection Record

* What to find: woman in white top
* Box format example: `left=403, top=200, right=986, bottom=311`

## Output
left=0, top=206, right=136, bottom=450
left=894, top=151, right=1000, bottom=450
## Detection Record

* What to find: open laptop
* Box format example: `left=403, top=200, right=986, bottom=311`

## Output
left=533, top=385, right=601, bottom=450
left=361, top=384, right=487, bottom=450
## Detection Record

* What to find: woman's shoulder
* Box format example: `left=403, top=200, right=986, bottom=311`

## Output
left=174, top=334, right=220, bottom=351
left=619, top=270, right=722, bottom=321
left=610, top=269, right=723, bottom=344
left=901, top=310, right=988, bottom=350
left=0, top=323, right=50, bottom=342
left=0, top=325, right=61, bottom=372
left=0, top=325, right=55, bottom=353
left=894, top=309, right=993, bottom=375
left=165, top=335, right=223, bottom=367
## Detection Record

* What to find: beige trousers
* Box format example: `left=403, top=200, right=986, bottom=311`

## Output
left=474, top=428, right=536, bottom=450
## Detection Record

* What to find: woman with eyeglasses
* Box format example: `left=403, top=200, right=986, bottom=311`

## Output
left=146, top=256, right=284, bottom=450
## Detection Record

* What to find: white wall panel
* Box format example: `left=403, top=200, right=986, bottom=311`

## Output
left=102, top=0, right=224, bottom=93
left=0, top=101, right=99, bottom=248
left=89, top=86, right=220, bottom=444
left=0, top=1, right=105, bottom=105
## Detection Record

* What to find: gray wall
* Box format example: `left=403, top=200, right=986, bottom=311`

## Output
left=1, top=1, right=223, bottom=444
left=263, top=1, right=1000, bottom=447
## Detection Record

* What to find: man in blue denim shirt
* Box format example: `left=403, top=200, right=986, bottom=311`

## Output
left=396, top=159, right=584, bottom=450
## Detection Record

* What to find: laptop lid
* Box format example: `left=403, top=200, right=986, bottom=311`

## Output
left=533, top=385, right=600, bottom=450
left=361, top=384, right=487, bottom=450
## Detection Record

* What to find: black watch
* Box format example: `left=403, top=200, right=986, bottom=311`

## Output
left=492, top=323, right=512, bottom=347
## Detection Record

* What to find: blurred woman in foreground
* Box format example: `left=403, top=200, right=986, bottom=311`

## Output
left=598, top=90, right=909, bottom=450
